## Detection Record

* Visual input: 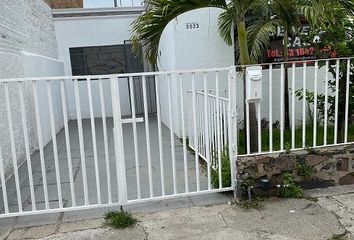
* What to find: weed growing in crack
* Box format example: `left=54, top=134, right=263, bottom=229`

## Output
left=104, top=210, right=137, bottom=229
left=329, top=233, right=347, bottom=240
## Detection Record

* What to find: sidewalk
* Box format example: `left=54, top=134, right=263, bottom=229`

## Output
left=1, top=186, right=354, bottom=240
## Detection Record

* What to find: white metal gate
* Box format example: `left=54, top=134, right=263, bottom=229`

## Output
left=0, top=67, right=237, bottom=218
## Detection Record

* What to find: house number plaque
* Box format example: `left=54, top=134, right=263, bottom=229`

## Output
left=186, top=22, right=199, bottom=30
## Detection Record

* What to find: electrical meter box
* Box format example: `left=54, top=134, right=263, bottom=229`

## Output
left=246, top=66, right=263, bottom=103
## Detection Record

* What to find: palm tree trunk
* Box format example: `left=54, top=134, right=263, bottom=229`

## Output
left=283, top=29, right=291, bottom=130
left=236, top=20, right=258, bottom=153
left=236, top=21, right=251, bottom=65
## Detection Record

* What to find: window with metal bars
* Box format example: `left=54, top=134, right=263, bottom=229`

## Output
left=69, top=43, right=143, bottom=76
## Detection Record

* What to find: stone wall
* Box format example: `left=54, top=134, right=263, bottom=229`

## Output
left=0, top=0, right=61, bottom=174
left=237, top=145, right=354, bottom=195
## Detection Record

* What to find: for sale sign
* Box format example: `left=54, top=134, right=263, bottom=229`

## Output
left=264, top=25, right=335, bottom=63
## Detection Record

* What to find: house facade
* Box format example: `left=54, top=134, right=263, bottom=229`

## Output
left=0, top=0, right=330, bottom=174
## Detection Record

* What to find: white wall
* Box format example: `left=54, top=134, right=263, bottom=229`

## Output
left=22, top=52, right=65, bottom=147
left=54, top=13, right=141, bottom=119
left=0, top=0, right=63, bottom=173
left=157, top=7, right=234, bottom=137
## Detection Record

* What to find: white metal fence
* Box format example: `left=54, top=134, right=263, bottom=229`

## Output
left=0, top=57, right=352, bottom=218
left=240, top=57, right=354, bottom=156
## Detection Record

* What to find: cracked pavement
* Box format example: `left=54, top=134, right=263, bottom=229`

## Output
left=1, top=186, right=354, bottom=240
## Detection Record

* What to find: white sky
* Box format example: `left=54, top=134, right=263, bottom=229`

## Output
left=83, top=0, right=143, bottom=8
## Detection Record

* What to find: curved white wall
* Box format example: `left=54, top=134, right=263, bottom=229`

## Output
left=157, top=7, right=234, bottom=137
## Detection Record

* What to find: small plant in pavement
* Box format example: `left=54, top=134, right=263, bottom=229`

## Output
left=236, top=198, right=264, bottom=211
left=329, top=233, right=347, bottom=240
left=104, top=210, right=137, bottom=229
left=277, top=173, right=304, bottom=199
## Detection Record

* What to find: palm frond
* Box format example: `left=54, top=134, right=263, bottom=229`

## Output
left=218, top=3, right=235, bottom=46
left=247, top=19, right=279, bottom=63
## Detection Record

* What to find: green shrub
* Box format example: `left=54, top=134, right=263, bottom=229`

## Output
left=295, top=161, right=314, bottom=180
left=211, top=147, right=231, bottom=188
left=277, top=173, right=304, bottom=198
left=104, top=210, right=137, bottom=229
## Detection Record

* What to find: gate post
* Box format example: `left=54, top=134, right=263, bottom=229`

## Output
left=110, top=76, right=128, bottom=205
left=228, top=67, right=240, bottom=200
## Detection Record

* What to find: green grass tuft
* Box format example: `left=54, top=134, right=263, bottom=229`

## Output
left=104, top=210, right=137, bottom=229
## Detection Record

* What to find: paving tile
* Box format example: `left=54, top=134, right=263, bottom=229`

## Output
left=58, top=218, right=104, bottom=233
left=21, top=224, right=56, bottom=239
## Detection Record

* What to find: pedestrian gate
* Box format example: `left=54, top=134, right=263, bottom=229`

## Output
left=0, top=66, right=237, bottom=218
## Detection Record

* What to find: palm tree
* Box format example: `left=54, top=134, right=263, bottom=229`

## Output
left=132, top=0, right=297, bottom=153
left=131, top=0, right=298, bottom=65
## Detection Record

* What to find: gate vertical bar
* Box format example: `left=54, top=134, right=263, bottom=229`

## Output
left=191, top=72, right=200, bottom=191
left=291, top=63, right=296, bottom=149
left=269, top=64, right=273, bottom=152
left=46, top=80, right=63, bottom=209
left=167, top=74, right=177, bottom=194
left=110, top=76, right=128, bottom=204
left=216, top=72, right=222, bottom=188
left=257, top=102, right=262, bottom=153
left=179, top=73, right=189, bottom=193
left=99, top=79, right=112, bottom=204
left=324, top=61, right=329, bottom=145
left=129, top=77, right=141, bottom=199
left=33, top=81, right=49, bottom=210
left=334, top=59, right=340, bottom=144
left=280, top=64, right=285, bottom=151
left=4, top=82, right=22, bottom=212
left=155, top=75, right=165, bottom=196
left=142, top=76, right=154, bottom=197
left=0, top=147, right=8, bottom=214
left=344, top=59, right=351, bottom=143
left=60, top=80, right=76, bottom=207
left=18, top=82, right=36, bottom=210
left=73, top=79, right=89, bottom=206
left=228, top=67, right=237, bottom=195
left=203, top=72, right=211, bottom=190
left=313, top=61, right=318, bottom=147
left=87, top=77, right=101, bottom=204
left=302, top=62, right=307, bottom=148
